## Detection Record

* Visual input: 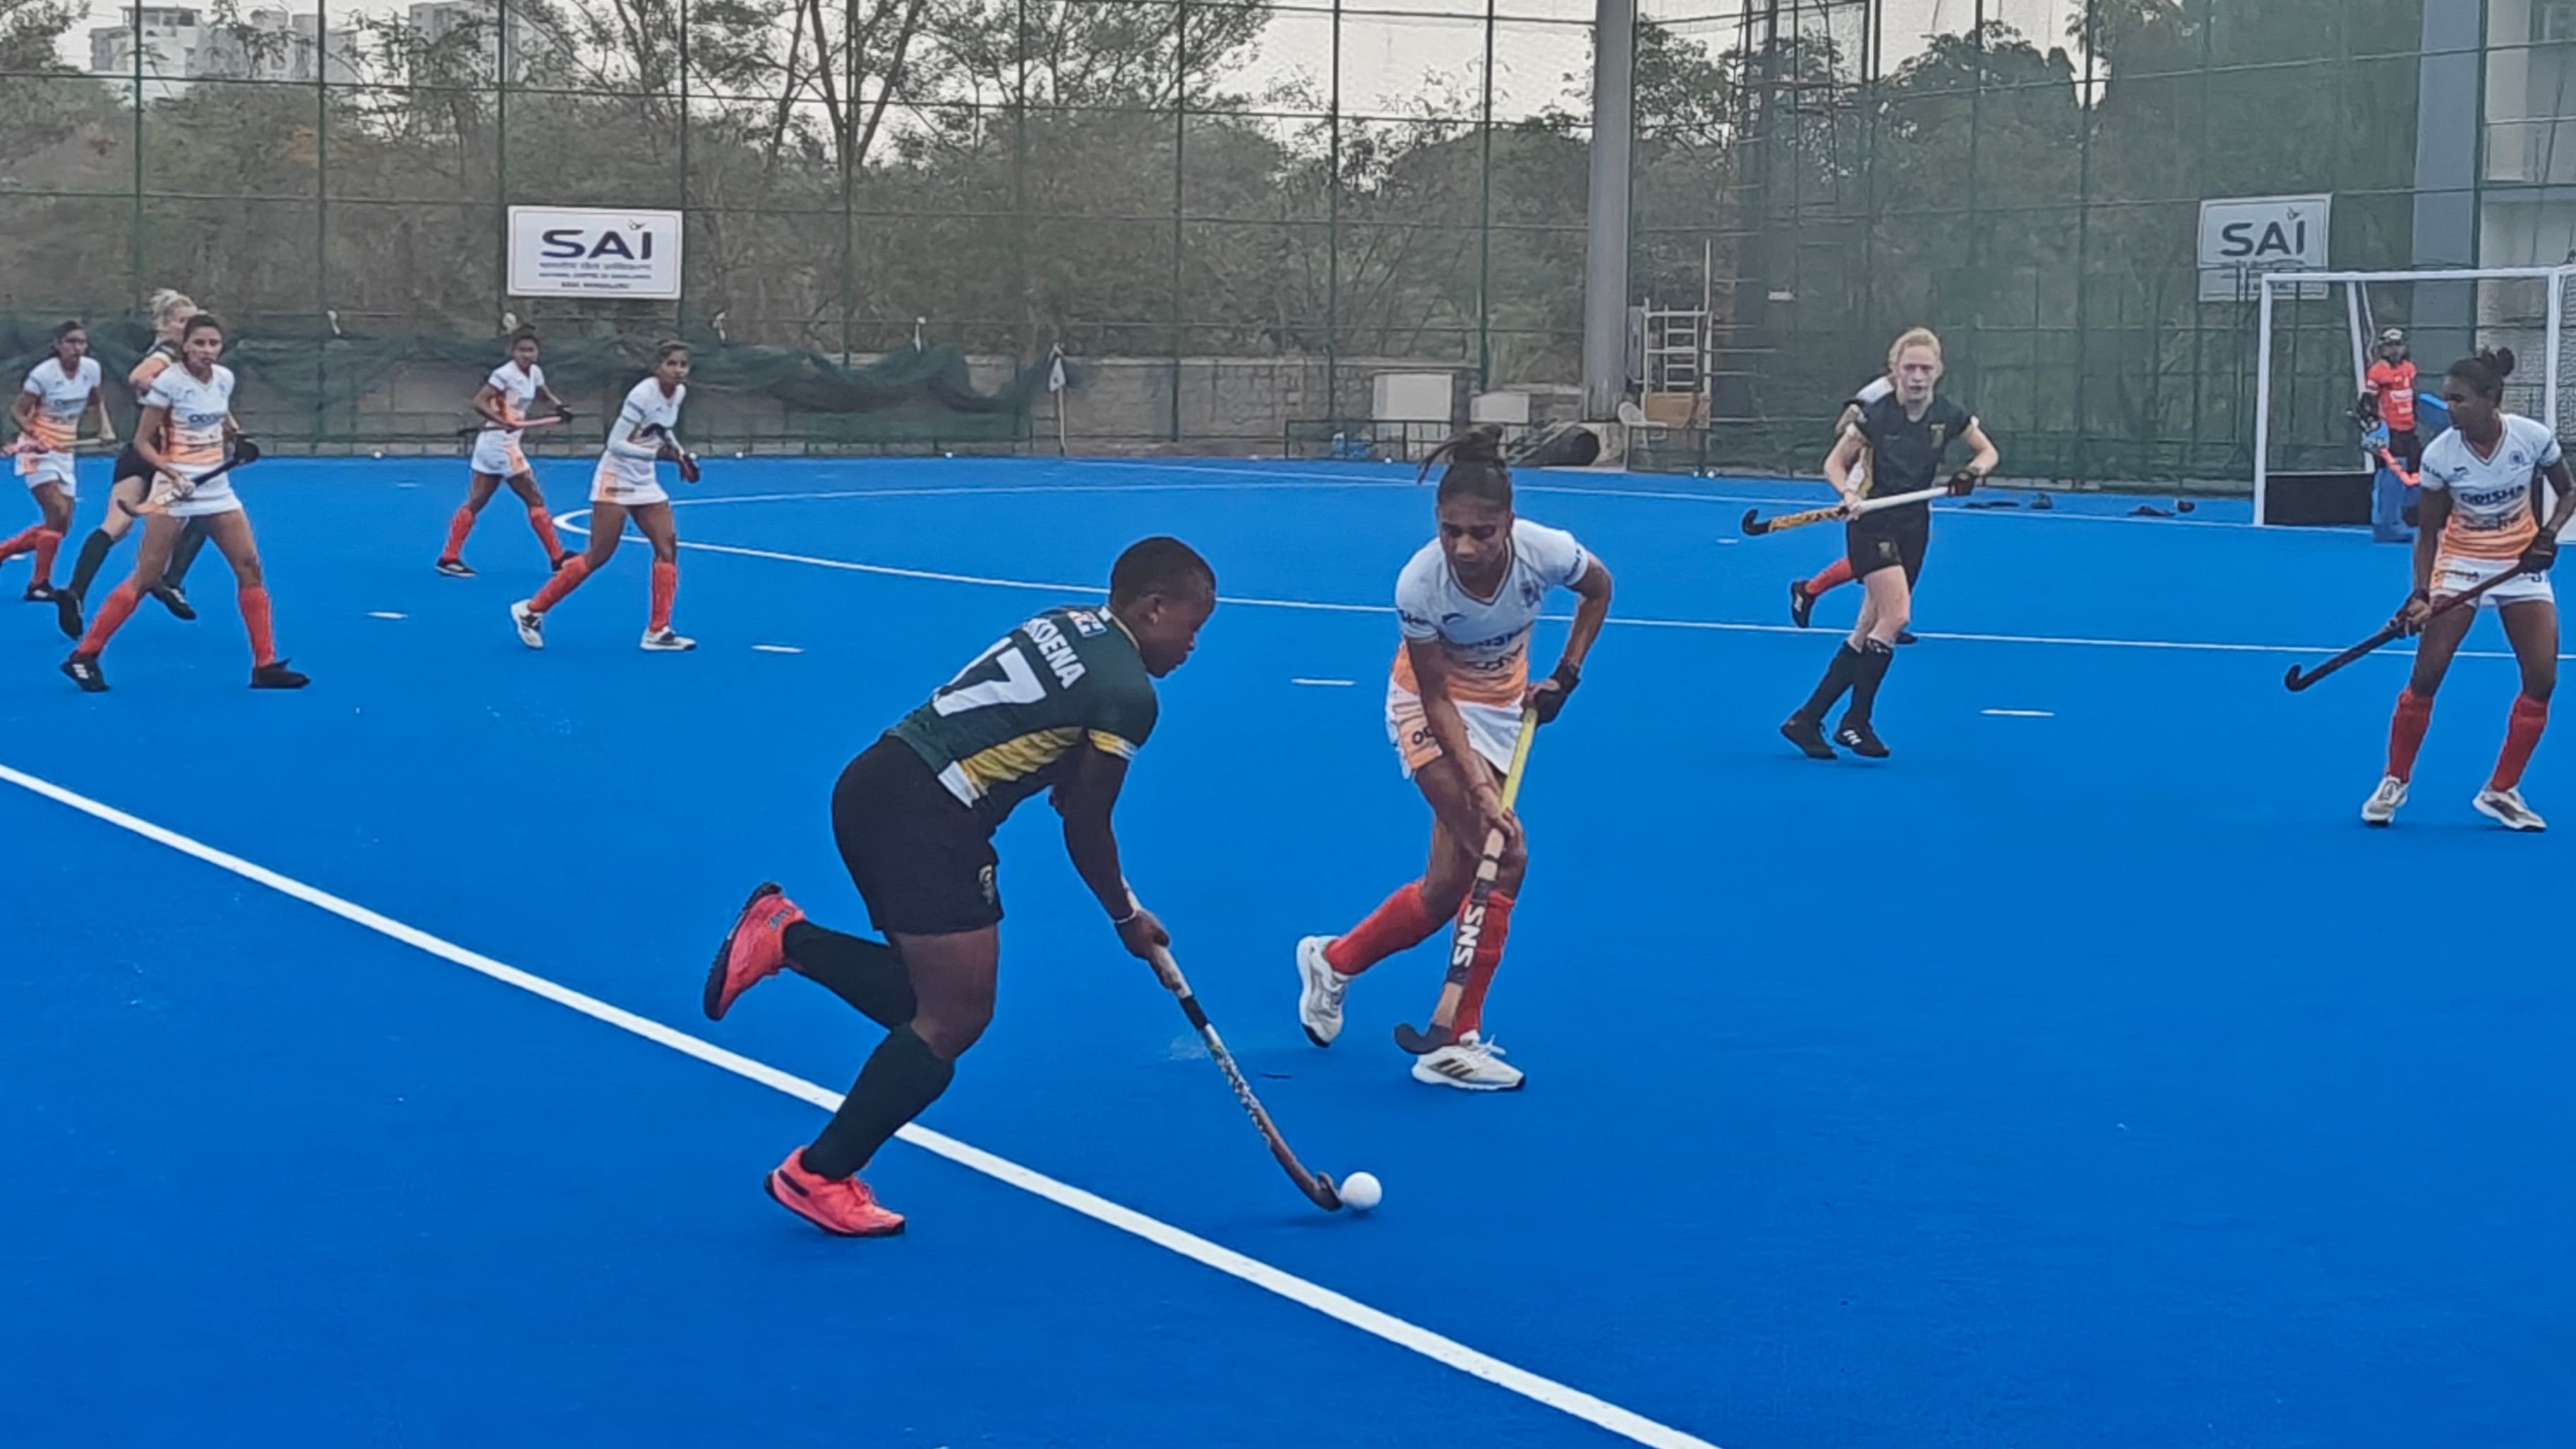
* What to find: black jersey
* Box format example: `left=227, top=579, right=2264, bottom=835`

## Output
left=1855, top=392, right=1975, bottom=500
left=888, top=605, right=1160, bottom=831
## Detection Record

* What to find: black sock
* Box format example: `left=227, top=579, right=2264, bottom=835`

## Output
left=783, top=920, right=916, bottom=1029
left=802, top=1026, right=954, bottom=1179
left=165, top=519, right=211, bottom=587
left=1797, top=643, right=1865, bottom=721
left=66, top=529, right=114, bottom=596
left=1844, top=638, right=1896, bottom=723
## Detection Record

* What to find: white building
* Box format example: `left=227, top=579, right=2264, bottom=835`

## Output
left=88, top=4, right=359, bottom=98
left=407, top=0, right=564, bottom=82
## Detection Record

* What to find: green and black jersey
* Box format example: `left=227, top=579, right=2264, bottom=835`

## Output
left=889, top=605, right=1160, bottom=831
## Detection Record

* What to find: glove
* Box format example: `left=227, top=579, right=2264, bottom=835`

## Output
left=659, top=438, right=702, bottom=483
left=553, top=403, right=576, bottom=422
left=2519, top=534, right=2558, bottom=575
left=229, top=436, right=261, bottom=466
left=1946, top=469, right=1980, bottom=497
left=1529, top=661, right=1582, bottom=724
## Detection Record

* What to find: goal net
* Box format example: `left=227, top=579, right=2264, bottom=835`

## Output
left=2254, top=266, right=2576, bottom=524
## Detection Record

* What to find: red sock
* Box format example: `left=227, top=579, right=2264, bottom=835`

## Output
left=32, top=529, right=62, bottom=585
left=1450, top=889, right=1517, bottom=1039
left=439, top=505, right=476, bottom=563
left=526, top=506, right=566, bottom=560
left=238, top=584, right=276, bottom=666
left=1323, top=881, right=1443, bottom=976
left=2387, top=687, right=2435, bottom=781
left=79, top=581, right=143, bottom=654
left=2491, top=694, right=2550, bottom=791
left=0, top=523, right=41, bottom=560
left=529, top=555, right=592, bottom=613
left=649, top=559, right=677, bottom=632
left=1806, top=556, right=1855, bottom=596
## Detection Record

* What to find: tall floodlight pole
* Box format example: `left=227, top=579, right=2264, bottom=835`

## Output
left=1580, top=0, right=1637, bottom=420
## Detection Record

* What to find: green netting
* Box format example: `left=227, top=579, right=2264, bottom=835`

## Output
left=0, top=317, right=1049, bottom=451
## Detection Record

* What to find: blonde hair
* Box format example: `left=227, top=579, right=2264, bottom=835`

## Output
left=1887, top=327, right=1944, bottom=372
left=148, top=289, right=198, bottom=331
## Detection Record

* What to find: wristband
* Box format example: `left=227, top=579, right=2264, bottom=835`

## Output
left=1110, top=903, right=1140, bottom=927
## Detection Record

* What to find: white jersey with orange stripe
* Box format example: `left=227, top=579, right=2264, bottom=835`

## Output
left=1389, top=519, right=1592, bottom=709
left=19, top=356, right=102, bottom=452
left=2421, top=414, right=2558, bottom=563
left=143, top=363, right=241, bottom=516
left=481, top=361, right=547, bottom=438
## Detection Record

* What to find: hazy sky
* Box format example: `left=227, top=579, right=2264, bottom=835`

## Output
left=55, top=0, right=2086, bottom=122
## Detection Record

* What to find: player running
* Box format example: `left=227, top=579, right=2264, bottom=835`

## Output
left=1781, top=327, right=1997, bottom=761
left=62, top=313, right=307, bottom=693
left=2362, top=347, right=2575, bottom=831
left=510, top=342, right=695, bottom=651
left=1294, top=427, right=1613, bottom=1091
left=438, top=325, right=575, bottom=577
left=699, top=537, right=1217, bottom=1237
left=5, top=320, right=112, bottom=604
left=59, top=289, right=210, bottom=637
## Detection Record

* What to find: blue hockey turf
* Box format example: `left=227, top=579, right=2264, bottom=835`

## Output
left=1, top=456, right=2569, bottom=1448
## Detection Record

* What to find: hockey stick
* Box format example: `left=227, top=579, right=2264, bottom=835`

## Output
left=1741, top=480, right=1950, bottom=538
left=115, top=438, right=259, bottom=517
left=1393, top=709, right=1539, bottom=1057
left=2285, top=561, right=2544, bottom=692
left=1139, top=929, right=1343, bottom=1212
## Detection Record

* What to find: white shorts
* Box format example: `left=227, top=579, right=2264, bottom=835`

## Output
left=1385, top=682, right=1523, bottom=778
left=17, top=450, right=74, bottom=493
left=2436, top=553, right=2555, bottom=610
left=470, top=432, right=529, bottom=477
left=165, top=476, right=242, bottom=519
left=591, top=462, right=667, bottom=508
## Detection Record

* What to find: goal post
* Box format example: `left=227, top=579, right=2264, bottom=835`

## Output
left=2255, top=265, right=2576, bottom=524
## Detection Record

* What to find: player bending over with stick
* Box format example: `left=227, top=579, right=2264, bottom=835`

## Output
left=701, top=538, right=1217, bottom=1236
left=1780, top=327, right=1997, bottom=761
left=2362, top=347, right=2575, bottom=831
left=1295, top=427, right=1613, bottom=1091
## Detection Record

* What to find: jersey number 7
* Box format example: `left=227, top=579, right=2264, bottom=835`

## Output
left=932, top=638, right=1048, bottom=716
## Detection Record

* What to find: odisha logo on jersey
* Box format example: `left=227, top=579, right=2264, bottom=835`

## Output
left=1519, top=579, right=1544, bottom=605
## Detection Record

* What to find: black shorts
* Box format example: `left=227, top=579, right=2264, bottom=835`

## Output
left=831, top=735, right=1002, bottom=937
left=112, top=445, right=151, bottom=483
left=1846, top=510, right=1928, bottom=584
left=2387, top=426, right=2422, bottom=474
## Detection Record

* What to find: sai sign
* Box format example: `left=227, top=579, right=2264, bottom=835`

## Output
left=2198, top=194, right=2331, bottom=303
left=507, top=206, right=684, bottom=300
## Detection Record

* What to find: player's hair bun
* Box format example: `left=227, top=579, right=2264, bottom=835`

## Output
left=2481, top=346, right=2517, bottom=379
left=1443, top=426, right=1504, bottom=468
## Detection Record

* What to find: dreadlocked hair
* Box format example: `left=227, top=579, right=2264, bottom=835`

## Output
left=1419, top=426, right=1512, bottom=507
left=2448, top=347, right=2517, bottom=403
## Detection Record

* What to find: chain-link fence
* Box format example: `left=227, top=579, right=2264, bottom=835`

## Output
left=0, top=0, right=2467, bottom=472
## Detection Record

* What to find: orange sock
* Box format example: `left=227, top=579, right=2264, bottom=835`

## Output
left=238, top=584, right=275, bottom=666
left=0, top=523, right=42, bottom=560
left=79, top=581, right=143, bottom=654
left=439, top=505, right=476, bottom=563
left=1450, top=888, right=1516, bottom=1039
left=1323, top=881, right=1443, bottom=976
left=32, top=529, right=62, bottom=585
left=530, top=555, right=592, bottom=612
left=2491, top=695, right=2549, bottom=791
left=1806, top=556, right=1855, bottom=595
left=526, top=506, right=565, bottom=560
left=649, top=559, right=677, bottom=632
left=2387, top=687, right=2435, bottom=781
